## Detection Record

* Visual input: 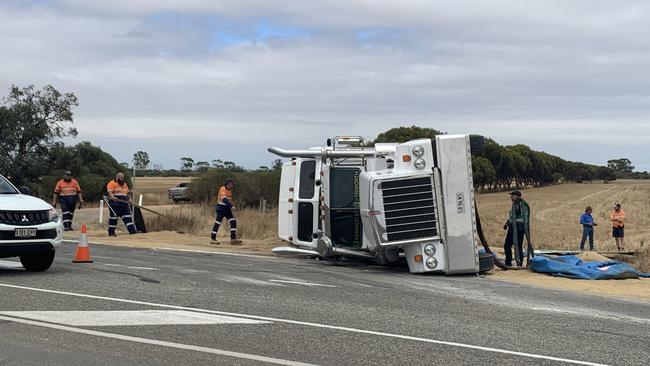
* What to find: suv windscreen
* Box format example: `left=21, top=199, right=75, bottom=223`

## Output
left=0, top=176, right=18, bottom=194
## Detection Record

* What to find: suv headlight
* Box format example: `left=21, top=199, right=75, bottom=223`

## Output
left=48, top=208, right=59, bottom=222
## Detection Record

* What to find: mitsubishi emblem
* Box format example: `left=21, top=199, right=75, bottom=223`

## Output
left=21, top=215, right=29, bottom=223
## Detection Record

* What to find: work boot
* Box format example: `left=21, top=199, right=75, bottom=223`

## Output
left=108, top=233, right=117, bottom=237
left=230, top=239, right=243, bottom=245
left=210, top=240, right=220, bottom=245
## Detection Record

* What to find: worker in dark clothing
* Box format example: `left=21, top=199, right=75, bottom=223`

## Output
left=106, top=172, right=137, bottom=236
left=579, top=206, right=597, bottom=251
left=52, top=170, right=84, bottom=231
left=210, top=179, right=243, bottom=245
left=503, top=190, right=531, bottom=267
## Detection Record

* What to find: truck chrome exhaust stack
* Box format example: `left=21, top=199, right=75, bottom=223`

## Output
left=316, top=236, right=374, bottom=259
left=268, top=147, right=375, bottom=159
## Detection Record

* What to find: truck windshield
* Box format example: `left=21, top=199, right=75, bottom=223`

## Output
left=0, top=176, right=19, bottom=194
left=329, top=168, right=362, bottom=248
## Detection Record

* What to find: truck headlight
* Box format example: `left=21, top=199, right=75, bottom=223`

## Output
left=426, top=257, right=438, bottom=269
left=414, top=158, right=426, bottom=169
left=412, top=145, right=424, bottom=157
left=424, top=244, right=436, bottom=256
left=48, top=208, right=59, bottom=222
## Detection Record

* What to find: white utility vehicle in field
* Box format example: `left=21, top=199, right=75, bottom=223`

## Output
left=0, top=175, right=63, bottom=271
left=268, top=134, right=494, bottom=274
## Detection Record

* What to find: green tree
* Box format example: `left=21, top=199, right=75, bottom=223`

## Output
left=180, top=157, right=194, bottom=172
left=133, top=151, right=150, bottom=169
left=472, top=156, right=496, bottom=190
left=597, top=166, right=617, bottom=181
left=370, top=125, right=444, bottom=144
left=607, top=158, right=634, bottom=177
left=0, top=85, right=78, bottom=183
left=37, top=142, right=130, bottom=200
left=195, top=161, right=210, bottom=172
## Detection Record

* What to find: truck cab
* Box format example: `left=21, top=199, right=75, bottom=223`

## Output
left=269, top=134, right=492, bottom=274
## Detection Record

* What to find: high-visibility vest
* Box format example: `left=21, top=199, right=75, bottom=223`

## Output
left=54, top=179, right=81, bottom=197
left=217, top=186, right=233, bottom=206
left=107, top=180, right=130, bottom=197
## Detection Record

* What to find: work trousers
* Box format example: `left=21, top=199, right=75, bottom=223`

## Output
left=211, top=205, right=237, bottom=240
left=108, top=199, right=136, bottom=235
left=504, top=223, right=525, bottom=267
left=580, top=226, right=594, bottom=251
left=59, top=196, right=77, bottom=229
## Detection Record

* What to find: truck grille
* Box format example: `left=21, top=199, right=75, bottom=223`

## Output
left=379, top=177, right=438, bottom=242
left=0, top=211, right=49, bottom=226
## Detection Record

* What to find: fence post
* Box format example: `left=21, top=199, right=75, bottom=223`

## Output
left=262, top=199, right=267, bottom=214
left=139, top=194, right=143, bottom=206
left=99, top=200, right=104, bottom=224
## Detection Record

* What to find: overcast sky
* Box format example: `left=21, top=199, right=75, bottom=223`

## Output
left=2, top=0, right=649, bottom=171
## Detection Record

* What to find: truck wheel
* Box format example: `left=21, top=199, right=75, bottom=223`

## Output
left=173, top=199, right=179, bottom=204
left=478, top=251, right=494, bottom=273
left=20, top=250, right=55, bottom=272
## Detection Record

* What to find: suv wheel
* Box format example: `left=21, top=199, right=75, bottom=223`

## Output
left=20, top=250, right=55, bottom=272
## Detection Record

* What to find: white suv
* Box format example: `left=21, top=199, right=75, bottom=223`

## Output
left=0, top=174, right=63, bottom=271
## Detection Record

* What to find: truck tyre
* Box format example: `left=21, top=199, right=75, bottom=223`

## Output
left=20, top=250, right=55, bottom=272
left=173, top=199, right=179, bottom=204
left=478, top=251, right=494, bottom=273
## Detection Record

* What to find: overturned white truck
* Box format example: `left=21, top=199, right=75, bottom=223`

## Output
left=268, top=134, right=494, bottom=274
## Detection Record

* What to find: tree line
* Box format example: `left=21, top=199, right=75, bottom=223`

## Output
left=372, top=126, right=630, bottom=190
left=0, top=85, right=130, bottom=200
left=2, top=85, right=647, bottom=205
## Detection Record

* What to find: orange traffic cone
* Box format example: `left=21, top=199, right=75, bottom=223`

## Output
left=73, top=224, right=93, bottom=263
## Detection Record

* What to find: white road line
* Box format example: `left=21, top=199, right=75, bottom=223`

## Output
left=0, top=283, right=608, bottom=366
left=269, top=280, right=337, bottom=288
left=0, top=310, right=270, bottom=327
left=0, top=314, right=313, bottom=366
left=126, top=266, right=159, bottom=271
left=155, top=247, right=275, bottom=259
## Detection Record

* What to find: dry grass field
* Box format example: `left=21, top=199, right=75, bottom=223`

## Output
left=145, top=205, right=277, bottom=240
left=477, top=180, right=650, bottom=271
left=110, top=177, right=650, bottom=271
left=131, top=176, right=194, bottom=206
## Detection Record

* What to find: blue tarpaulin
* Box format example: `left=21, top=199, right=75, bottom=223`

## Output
left=530, top=255, right=650, bottom=280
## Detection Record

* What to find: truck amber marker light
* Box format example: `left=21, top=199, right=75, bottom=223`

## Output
left=402, top=155, right=411, bottom=162
left=414, top=255, right=423, bottom=263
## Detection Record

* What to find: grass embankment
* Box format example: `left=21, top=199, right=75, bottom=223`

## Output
left=145, top=205, right=277, bottom=241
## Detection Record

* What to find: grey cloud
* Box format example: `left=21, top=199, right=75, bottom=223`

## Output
left=1, top=1, right=650, bottom=170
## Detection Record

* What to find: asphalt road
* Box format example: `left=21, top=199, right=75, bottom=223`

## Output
left=0, top=243, right=648, bottom=366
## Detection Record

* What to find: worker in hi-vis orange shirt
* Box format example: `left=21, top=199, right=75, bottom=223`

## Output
left=106, top=172, right=137, bottom=236
left=52, top=170, right=84, bottom=231
left=210, top=179, right=243, bottom=245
